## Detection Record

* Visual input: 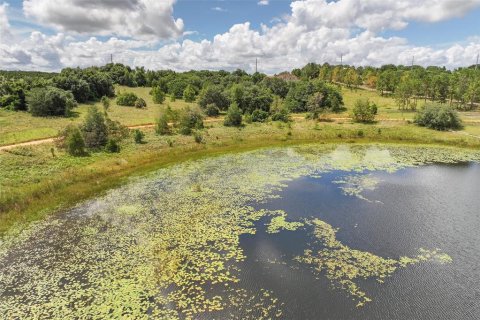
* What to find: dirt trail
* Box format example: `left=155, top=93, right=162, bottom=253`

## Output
left=0, top=120, right=219, bottom=152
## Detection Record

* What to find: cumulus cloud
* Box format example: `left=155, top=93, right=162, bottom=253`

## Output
left=23, top=0, right=184, bottom=39
left=1, top=0, right=480, bottom=72
left=0, top=2, right=12, bottom=42
left=258, top=0, right=269, bottom=5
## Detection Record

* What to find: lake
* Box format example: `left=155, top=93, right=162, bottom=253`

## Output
left=1, top=144, right=479, bottom=319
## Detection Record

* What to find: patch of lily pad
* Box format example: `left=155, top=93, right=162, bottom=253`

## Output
left=0, top=144, right=477, bottom=318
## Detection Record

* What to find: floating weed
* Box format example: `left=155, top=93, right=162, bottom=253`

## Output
left=266, top=210, right=304, bottom=234
left=296, top=219, right=453, bottom=307
left=0, top=144, right=475, bottom=318
left=333, top=174, right=383, bottom=203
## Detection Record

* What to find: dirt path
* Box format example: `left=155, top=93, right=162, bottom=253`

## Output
left=0, top=120, right=220, bottom=152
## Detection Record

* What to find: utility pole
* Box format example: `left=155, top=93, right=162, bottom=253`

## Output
left=255, top=58, right=258, bottom=73
left=476, top=53, right=479, bottom=70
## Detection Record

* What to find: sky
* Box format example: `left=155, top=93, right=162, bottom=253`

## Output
left=1, top=0, right=480, bottom=73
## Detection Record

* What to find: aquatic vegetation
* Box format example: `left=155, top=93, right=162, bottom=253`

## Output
left=296, top=219, right=453, bottom=307
left=266, top=210, right=304, bottom=234
left=0, top=144, right=476, bottom=318
left=333, top=174, right=382, bottom=203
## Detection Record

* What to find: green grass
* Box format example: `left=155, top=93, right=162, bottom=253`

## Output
left=2, top=117, right=480, bottom=237
left=0, top=86, right=194, bottom=146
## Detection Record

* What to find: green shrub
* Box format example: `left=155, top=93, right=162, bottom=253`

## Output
left=105, top=139, right=120, bottom=153
left=81, top=106, right=108, bottom=149
left=155, top=106, right=177, bottom=136
left=133, top=129, right=145, bottom=144
left=205, top=103, right=220, bottom=117
left=116, top=92, right=138, bottom=106
left=193, top=131, right=204, bottom=144
left=135, top=98, right=147, bottom=109
left=271, top=108, right=291, bottom=123
left=351, top=99, right=378, bottom=123
left=101, top=96, right=110, bottom=113
left=251, top=109, right=269, bottom=123
left=178, top=106, right=204, bottom=135
left=414, top=104, right=463, bottom=131
left=183, top=85, right=196, bottom=103
left=150, top=87, right=166, bottom=104
left=224, top=102, right=242, bottom=127
left=27, top=87, right=77, bottom=117
left=58, top=125, right=86, bottom=156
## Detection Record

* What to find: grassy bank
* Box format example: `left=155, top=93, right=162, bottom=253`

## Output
left=2, top=117, right=480, bottom=237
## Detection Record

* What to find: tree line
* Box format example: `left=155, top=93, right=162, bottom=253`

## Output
left=293, top=62, right=480, bottom=111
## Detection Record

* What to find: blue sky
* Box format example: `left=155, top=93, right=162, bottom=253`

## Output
left=1, top=0, right=480, bottom=72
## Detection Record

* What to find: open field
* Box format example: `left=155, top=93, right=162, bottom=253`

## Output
left=0, top=86, right=195, bottom=146
left=2, top=85, right=480, bottom=146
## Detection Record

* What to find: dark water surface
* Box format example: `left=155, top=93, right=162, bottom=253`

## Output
left=241, top=163, right=480, bottom=320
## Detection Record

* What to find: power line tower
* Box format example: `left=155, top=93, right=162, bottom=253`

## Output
left=476, top=53, right=479, bottom=71
left=411, top=56, right=415, bottom=67
left=255, top=58, right=258, bottom=73
left=110, top=54, right=113, bottom=64
left=340, top=54, right=343, bottom=67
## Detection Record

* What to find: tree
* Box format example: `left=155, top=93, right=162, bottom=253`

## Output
left=344, top=68, right=359, bottom=90
left=351, top=99, right=378, bottom=123
left=150, top=86, right=166, bottom=104
left=224, top=102, right=242, bottom=127
left=27, top=87, right=77, bottom=117
left=183, top=85, right=196, bottom=102
left=178, top=106, right=204, bottom=135
left=198, top=86, right=230, bottom=110
left=262, top=77, right=289, bottom=98
left=414, top=104, right=462, bottom=131
left=135, top=98, right=147, bottom=109
left=81, top=106, right=108, bottom=149
left=156, top=113, right=171, bottom=135
left=116, top=92, right=138, bottom=106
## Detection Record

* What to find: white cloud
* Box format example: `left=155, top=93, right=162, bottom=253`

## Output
left=212, top=7, right=227, bottom=12
left=23, top=0, right=184, bottom=39
left=1, top=0, right=480, bottom=72
left=0, top=2, right=12, bottom=43
left=258, top=0, right=269, bottom=5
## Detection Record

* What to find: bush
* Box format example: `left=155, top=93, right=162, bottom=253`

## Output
left=150, top=87, right=166, bottom=104
left=205, top=103, right=220, bottom=117
left=351, top=99, right=378, bottom=123
left=193, top=131, right=204, bottom=144
left=133, top=129, right=145, bottom=144
left=224, top=103, right=242, bottom=127
left=116, top=92, right=138, bottom=106
left=178, top=106, right=204, bottom=135
left=101, top=96, right=110, bottom=113
left=81, top=106, right=108, bottom=149
left=414, top=104, right=463, bottom=131
left=271, top=110, right=291, bottom=123
left=251, top=109, right=269, bottom=123
left=105, top=139, right=120, bottom=153
left=58, top=125, right=86, bottom=156
left=27, top=87, right=77, bottom=117
left=135, top=98, right=147, bottom=109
